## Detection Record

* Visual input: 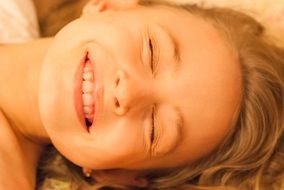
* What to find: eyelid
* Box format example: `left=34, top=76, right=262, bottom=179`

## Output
left=150, top=105, right=155, bottom=143
left=150, top=105, right=161, bottom=155
left=148, top=31, right=160, bottom=77
left=149, top=38, right=154, bottom=72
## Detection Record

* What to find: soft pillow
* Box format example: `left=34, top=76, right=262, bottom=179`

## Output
left=0, top=0, right=39, bottom=43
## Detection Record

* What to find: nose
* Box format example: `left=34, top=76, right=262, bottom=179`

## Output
left=113, top=70, right=149, bottom=116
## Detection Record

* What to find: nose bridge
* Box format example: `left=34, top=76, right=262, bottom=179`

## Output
left=114, top=70, right=150, bottom=115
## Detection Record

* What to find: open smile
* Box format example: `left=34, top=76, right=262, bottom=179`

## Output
left=74, top=51, right=100, bottom=132
left=82, top=55, right=95, bottom=127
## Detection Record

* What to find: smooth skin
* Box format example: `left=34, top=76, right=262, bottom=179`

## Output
left=0, top=0, right=242, bottom=188
left=40, top=0, right=242, bottom=183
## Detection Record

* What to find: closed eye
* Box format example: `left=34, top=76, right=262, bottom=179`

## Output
left=147, top=28, right=160, bottom=77
left=148, top=37, right=156, bottom=145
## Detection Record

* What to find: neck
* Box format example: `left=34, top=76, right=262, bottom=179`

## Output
left=0, top=38, right=54, bottom=188
left=0, top=39, right=52, bottom=144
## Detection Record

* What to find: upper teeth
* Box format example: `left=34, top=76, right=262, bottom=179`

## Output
left=82, top=80, right=93, bottom=93
left=82, top=60, right=95, bottom=123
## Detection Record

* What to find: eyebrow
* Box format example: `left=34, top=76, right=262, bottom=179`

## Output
left=158, top=24, right=181, bottom=73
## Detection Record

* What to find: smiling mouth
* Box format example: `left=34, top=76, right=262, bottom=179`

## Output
left=82, top=56, right=95, bottom=127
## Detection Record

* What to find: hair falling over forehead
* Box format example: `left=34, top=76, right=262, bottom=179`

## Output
left=37, top=1, right=284, bottom=190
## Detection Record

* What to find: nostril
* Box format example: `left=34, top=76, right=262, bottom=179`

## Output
left=114, top=98, right=120, bottom=108
left=113, top=97, right=127, bottom=115
left=115, top=78, right=120, bottom=87
left=113, top=97, right=128, bottom=116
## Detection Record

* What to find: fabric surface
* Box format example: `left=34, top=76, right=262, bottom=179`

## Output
left=0, top=0, right=39, bottom=43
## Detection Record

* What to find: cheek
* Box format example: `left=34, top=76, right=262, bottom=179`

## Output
left=178, top=118, right=231, bottom=164
left=89, top=118, right=147, bottom=164
left=192, top=125, right=227, bottom=149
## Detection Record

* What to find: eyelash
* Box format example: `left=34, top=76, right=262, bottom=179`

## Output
left=150, top=106, right=156, bottom=144
left=149, top=37, right=155, bottom=73
left=149, top=37, right=156, bottom=144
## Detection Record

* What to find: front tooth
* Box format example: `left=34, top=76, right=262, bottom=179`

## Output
left=83, top=72, right=93, bottom=81
left=83, top=106, right=93, bottom=114
left=82, top=81, right=93, bottom=93
left=82, top=94, right=93, bottom=106
left=85, top=113, right=94, bottom=120
left=83, top=66, right=92, bottom=73
left=84, top=61, right=92, bottom=72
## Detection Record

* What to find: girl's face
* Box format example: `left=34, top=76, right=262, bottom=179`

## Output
left=39, top=4, right=242, bottom=170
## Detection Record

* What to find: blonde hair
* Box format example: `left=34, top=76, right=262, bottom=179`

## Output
left=37, top=2, right=284, bottom=190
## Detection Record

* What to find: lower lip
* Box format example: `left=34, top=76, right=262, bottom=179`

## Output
left=74, top=52, right=89, bottom=131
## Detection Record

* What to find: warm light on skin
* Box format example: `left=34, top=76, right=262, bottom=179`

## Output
left=39, top=4, right=242, bottom=170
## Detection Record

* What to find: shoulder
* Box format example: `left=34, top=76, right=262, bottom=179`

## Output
left=0, top=110, right=34, bottom=189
